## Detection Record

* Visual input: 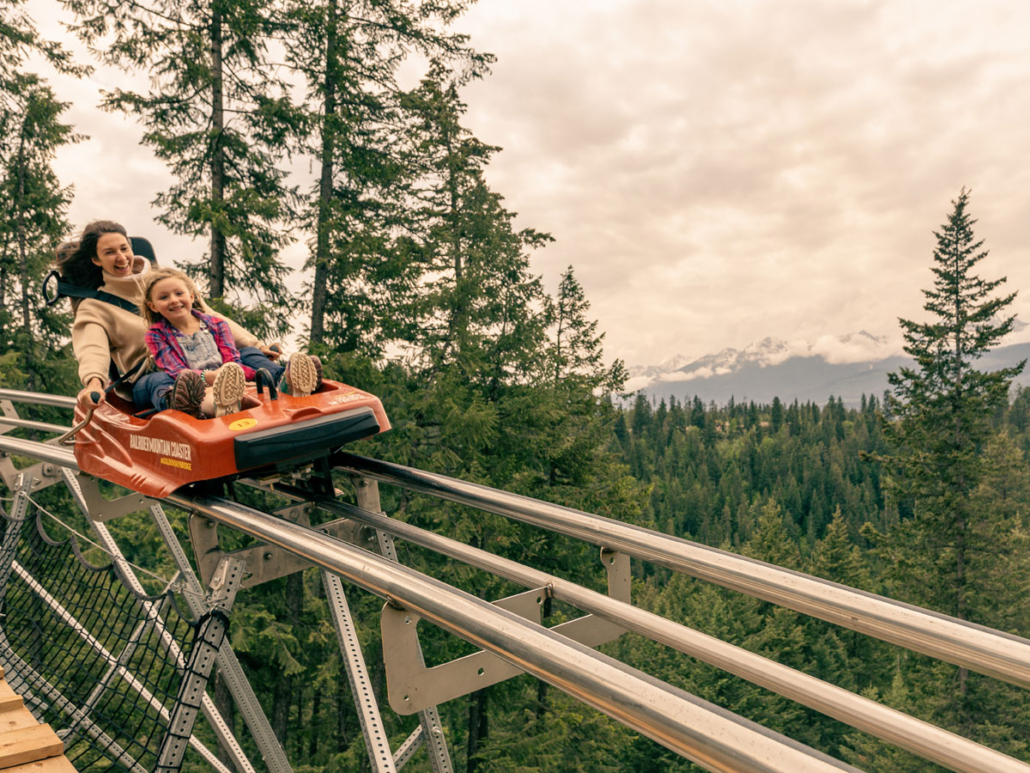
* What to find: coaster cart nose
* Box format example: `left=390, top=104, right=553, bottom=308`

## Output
left=73, top=380, right=390, bottom=498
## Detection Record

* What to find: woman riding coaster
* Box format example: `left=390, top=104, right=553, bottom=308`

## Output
left=56, top=220, right=321, bottom=413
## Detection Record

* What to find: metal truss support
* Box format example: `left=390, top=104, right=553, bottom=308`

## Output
left=323, top=571, right=397, bottom=773
left=155, top=556, right=244, bottom=773
left=57, top=469, right=261, bottom=773
left=148, top=501, right=294, bottom=773
left=354, top=477, right=452, bottom=773
left=0, top=473, right=32, bottom=596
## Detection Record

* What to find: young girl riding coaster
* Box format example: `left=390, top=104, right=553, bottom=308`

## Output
left=140, top=268, right=322, bottom=418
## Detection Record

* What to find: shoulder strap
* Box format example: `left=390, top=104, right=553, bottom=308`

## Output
left=43, top=271, right=140, bottom=315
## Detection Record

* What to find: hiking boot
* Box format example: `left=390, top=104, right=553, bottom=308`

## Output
left=169, top=370, right=205, bottom=418
left=211, top=362, right=246, bottom=416
left=285, top=353, right=318, bottom=397
left=310, top=355, right=324, bottom=391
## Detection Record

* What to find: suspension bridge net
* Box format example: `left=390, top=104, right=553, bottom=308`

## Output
left=0, top=500, right=207, bottom=773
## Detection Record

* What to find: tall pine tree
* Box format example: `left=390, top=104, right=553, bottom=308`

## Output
left=873, top=189, right=1028, bottom=752
left=879, top=188, right=1023, bottom=622
left=65, top=0, right=303, bottom=329
left=281, top=0, right=490, bottom=353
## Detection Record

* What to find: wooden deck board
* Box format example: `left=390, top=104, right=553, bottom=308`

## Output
left=1, top=757, right=77, bottom=773
left=0, top=677, right=74, bottom=773
left=0, top=725, right=64, bottom=768
left=0, top=707, right=39, bottom=735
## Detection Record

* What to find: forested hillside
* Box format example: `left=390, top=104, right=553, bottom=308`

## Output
left=610, top=388, right=1030, bottom=771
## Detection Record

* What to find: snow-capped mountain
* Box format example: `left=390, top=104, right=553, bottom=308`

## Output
left=626, top=331, right=1030, bottom=407
left=627, top=353, right=694, bottom=380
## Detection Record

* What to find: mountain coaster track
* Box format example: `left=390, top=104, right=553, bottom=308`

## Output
left=0, top=388, right=1028, bottom=773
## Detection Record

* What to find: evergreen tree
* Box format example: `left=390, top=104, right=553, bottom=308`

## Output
left=0, top=2, right=84, bottom=394
left=65, top=0, right=303, bottom=328
left=0, top=75, right=79, bottom=393
left=877, top=189, right=1023, bottom=622
left=282, top=0, right=490, bottom=352
left=872, top=189, right=1027, bottom=753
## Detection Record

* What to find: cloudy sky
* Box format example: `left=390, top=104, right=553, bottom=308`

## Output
left=26, top=0, right=1030, bottom=367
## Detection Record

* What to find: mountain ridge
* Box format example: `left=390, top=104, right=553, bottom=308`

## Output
left=629, top=333, right=1030, bottom=407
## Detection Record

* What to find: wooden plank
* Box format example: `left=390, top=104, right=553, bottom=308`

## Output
left=1, top=757, right=77, bottom=773
left=0, top=707, right=38, bottom=735
left=0, top=697, right=23, bottom=714
left=0, top=684, right=18, bottom=703
left=0, top=724, right=64, bottom=769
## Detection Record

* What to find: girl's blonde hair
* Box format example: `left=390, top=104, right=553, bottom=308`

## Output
left=139, top=268, right=204, bottom=326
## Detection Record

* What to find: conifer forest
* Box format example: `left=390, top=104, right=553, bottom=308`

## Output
left=2, top=1, right=1029, bottom=772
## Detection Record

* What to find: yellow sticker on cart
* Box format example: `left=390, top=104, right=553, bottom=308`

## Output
left=229, top=418, right=258, bottom=431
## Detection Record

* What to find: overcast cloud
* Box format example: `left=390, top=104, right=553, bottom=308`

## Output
left=27, top=0, right=1030, bottom=366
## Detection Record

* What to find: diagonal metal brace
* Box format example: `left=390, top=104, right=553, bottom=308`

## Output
left=383, top=548, right=630, bottom=715
left=154, top=610, right=231, bottom=773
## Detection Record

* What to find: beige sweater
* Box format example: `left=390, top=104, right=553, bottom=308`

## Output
left=72, top=258, right=260, bottom=388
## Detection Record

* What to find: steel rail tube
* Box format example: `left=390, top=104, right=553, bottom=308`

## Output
left=334, top=453, right=1030, bottom=690
left=0, top=435, right=76, bottom=467
left=172, top=492, right=860, bottom=773
left=0, top=416, right=71, bottom=434
left=0, top=389, right=76, bottom=409
left=303, top=494, right=1028, bottom=773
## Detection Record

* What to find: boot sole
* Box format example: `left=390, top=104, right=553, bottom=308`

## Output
left=212, top=363, right=246, bottom=416
left=287, top=354, right=318, bottom=397
left=170, top=370, right=206, bottom=418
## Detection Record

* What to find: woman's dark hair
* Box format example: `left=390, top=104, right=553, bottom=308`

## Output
left=55, top=220, right=129, bottom=291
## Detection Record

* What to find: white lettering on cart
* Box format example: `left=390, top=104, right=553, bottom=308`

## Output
left=129, top=434, right=193, bottom=462
left=329, top=393, right=366, bottom=405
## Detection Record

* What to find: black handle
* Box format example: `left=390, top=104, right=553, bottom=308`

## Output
left=255, top=368, right=278, bottom=401
left=42, top=270, right=62, bottom=307
left=270, top=344, right=281, bottom=353
left=90, top=391, right=101, bottom=404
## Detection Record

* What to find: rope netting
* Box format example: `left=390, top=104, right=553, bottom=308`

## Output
left=0, top=498, right=209, bottom=773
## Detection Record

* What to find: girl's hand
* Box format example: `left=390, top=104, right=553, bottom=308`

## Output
left=78, top=379, right=106, bottom=410
left=260, top=344, right=282, bottom=360
left=204, top=370, right=217, bottom=385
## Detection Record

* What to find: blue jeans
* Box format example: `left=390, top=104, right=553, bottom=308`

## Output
left=131, top=347, right=284, bottom=411
left=239, top=347, right=285, bottom=384
left=132, top=371, right=175, bottom=411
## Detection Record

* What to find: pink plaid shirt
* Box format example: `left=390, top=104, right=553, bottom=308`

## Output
left=145, top=311, right=256, bottom=380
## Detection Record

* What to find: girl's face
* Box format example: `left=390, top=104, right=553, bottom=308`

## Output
left=147, top=277, right=195, bottom=323
left=92, top=232, right=134, bottom=278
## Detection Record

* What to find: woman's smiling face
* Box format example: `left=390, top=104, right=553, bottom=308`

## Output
left=92, top=232, right=134, bottom=278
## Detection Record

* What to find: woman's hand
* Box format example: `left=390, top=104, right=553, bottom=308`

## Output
left=77, top=379, right=106, bottom=410
left=259, top=344, right=282, bottom=360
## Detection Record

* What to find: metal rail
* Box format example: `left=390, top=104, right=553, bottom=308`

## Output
left=0, top=389, right=76, bottom=409
left=0, top=433, right=860, bottom=772
left=169, top=490, right=861, bottom=773
left=290, top=492, right=1028, bottom=773
left=0, top=416, right=69, bottom=434
left=334, top=452, right=1030, bottom=691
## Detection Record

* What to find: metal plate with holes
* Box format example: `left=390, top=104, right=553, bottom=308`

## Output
left=75, top=473, right=152, bottom=522
left=383, top=551, right=630, bottom=714
left=189, top=508, right=369, bottom=589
